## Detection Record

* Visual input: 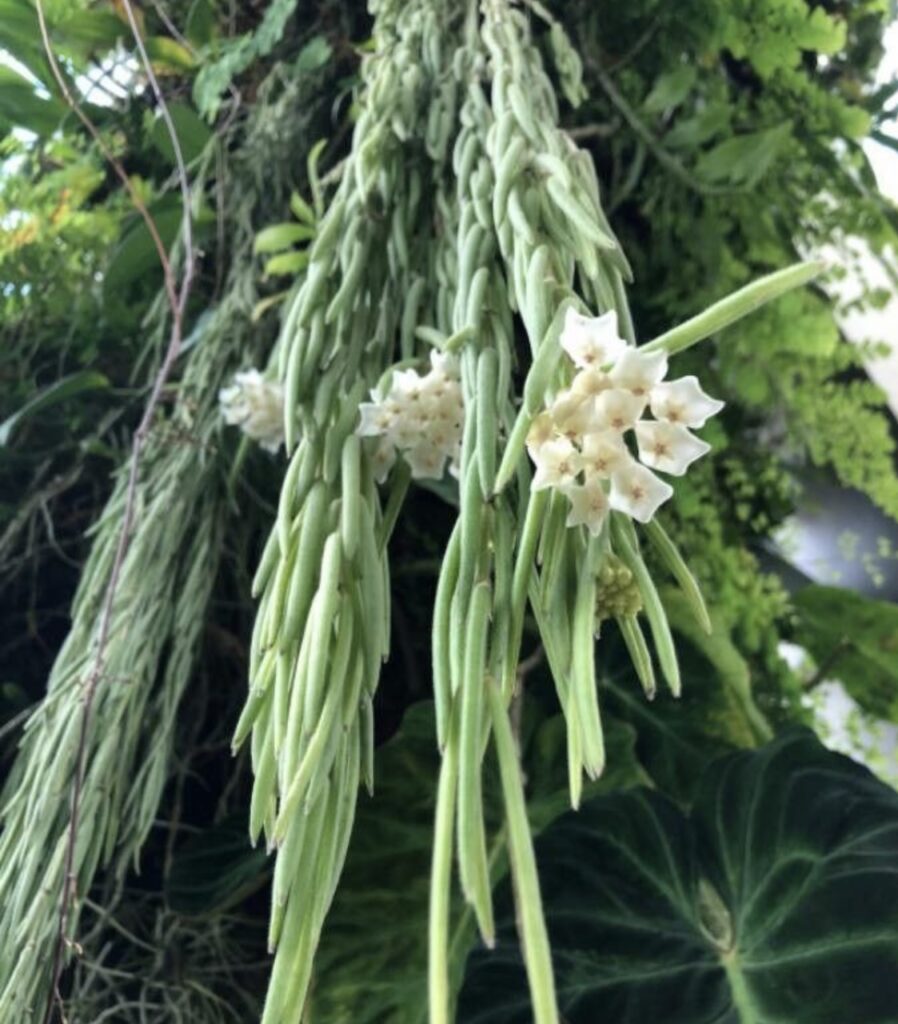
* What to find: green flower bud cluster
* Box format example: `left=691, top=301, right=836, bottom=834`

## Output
left=596, top=556, right=643, bottom=622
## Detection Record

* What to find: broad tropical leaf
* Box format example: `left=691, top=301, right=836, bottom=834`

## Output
left=461, top=729, right=898, bottom=1024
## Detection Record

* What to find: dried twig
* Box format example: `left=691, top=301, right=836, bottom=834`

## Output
left=35, top=2, right=198, bottom=1020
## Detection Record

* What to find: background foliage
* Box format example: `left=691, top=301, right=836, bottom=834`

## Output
left=1, top=0, right=896, bottom=1020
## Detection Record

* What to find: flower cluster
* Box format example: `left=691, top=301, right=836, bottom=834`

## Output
left=526, top=308, right=724, bottom=534
left=219, top=369, right=285, bottom=453
left=357, top=351, right=464, bottom=482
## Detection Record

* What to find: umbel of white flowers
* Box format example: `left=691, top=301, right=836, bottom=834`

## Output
left=356, top=351, right=464, bottom=481
left=526, top=308, right=724, bottom=534
left=218, top=369, right=286, bottom=453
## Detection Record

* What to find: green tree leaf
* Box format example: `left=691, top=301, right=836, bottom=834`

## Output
left=0, top=371, right=109, bottom=446
left=144, top=36, right=198, bottom=75
left=644, top=66, right=697, bottom=114
left=253, top=222, right=315, bottom=254
left=295, top=35, right=332, bottom=73
left=793, top=584, right=898, bottom=719
left=461, top=729, right=898, bottom=1023
left=696, top=122, right=791, bottom=186
left=102, top=197, right=183, bottom=298
left=0, top=65, right=67, bottom=137
left=148, top=102, right=212, bottom=164
left=263, top=249, right=310, bottom=277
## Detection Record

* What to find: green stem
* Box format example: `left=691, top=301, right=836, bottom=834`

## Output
left=643, top=518, right=711, bottom=634
left=428, top=725, right=459, bottom=1024
left=378, top=460, right=411, bottom=550
left=494, top=405, right=534, bottom=495
left=612, top=516, right=680, bottom=696
left=642, top=260, right=826, bottom=356
left=486, top=679, right=559, bottom=1024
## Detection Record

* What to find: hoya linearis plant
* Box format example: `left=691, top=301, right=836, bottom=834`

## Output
left=234, top=0, right=825, bottom=1020
left=0, top=44, right=343, bottom=1019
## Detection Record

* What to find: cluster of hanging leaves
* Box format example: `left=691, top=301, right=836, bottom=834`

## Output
left=1, top=0, right=897, bottom=1022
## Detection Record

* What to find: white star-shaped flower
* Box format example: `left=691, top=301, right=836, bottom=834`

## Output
left=650, top=376, right=724, bottom=428
left=218, top=370, right=285, bottom=453
left=635, top=421, right=710, bottom=476
left=355, top=352, right=466, bottom=487
left=404, top=443, right=447, bottom=479
left=390, top=415, right=420, bottom=449
left=560, top=308, right=628, bottom=370
left=580, top=430, right=628, bottom=480
left=609, top=347, right=669, bottom=404
left=609, top=458, right=673, bottom=522
left=357, top=401, right=396, bottom=437
left=531, top=437, right=582, bottom=491
left=427, top=421, right=459, bottom=456
left=569, top=367, right=613, bottom=401
left=563, top=479, right=610, bottom=536
left=421, top=371, right=462, bottom=408
left=592, top=388, right=644, bottom=433
left=549, top=390, right=600, bottom=441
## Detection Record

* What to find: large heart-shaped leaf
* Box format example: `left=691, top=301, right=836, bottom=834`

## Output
left=460, top=729, right=898, bottom=1024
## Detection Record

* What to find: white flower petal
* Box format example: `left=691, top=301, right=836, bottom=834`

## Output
left=609, top=347, right=669, bottom=401
left=650, top=376, right=724, bottom=428
left=357, top=402, right=392, bottom=437
left=233, top=369, right=265, bottom=389
left=635, top=421, right=710, bottom=476
left=609, top=458, right=673, bottom=522
left=580, top=430, right=628, bottom=480
left=448, top=441, right=462, bottom=479
left=392, top=418, right=420, bottom=449
left=429, top=350, right=460, bottom=379
left=592, top=388, right=644, bottom=433
left=404, top=443, right=447, bottom=479
left=563, top=480, right=609, bottom=536
left=371, top=437, right=397, bottom=483
left=550, top=390, right=599, bottom=440
left=570, top=368, right=613, bottom=401
left=530, top=437, right=581, bottom=491
left=390, top=368, right=426, bottom=403
left=560, top=307, right=628, bottom=370
left=526, top=411, right=556, bottom=455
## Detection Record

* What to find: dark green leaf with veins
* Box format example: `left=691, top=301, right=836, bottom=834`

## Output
left=460, top=729, right=898, bottom=1024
